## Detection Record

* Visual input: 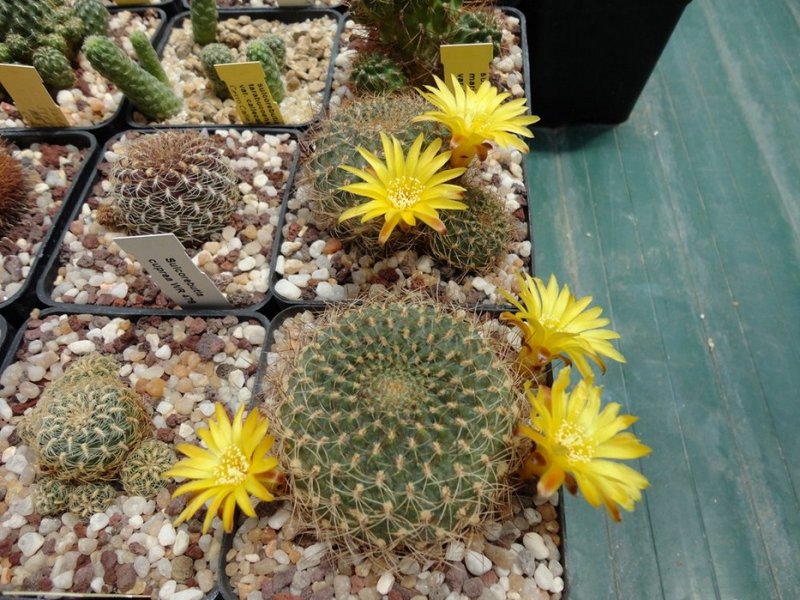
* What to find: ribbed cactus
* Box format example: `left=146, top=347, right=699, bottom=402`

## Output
left=259, top=33, right=286, bottom=69
left=273, top=298, right=519, bottom=563
left=83, top=35, right=182, bottom=121
left=33, top=46, right=75, bottom=89
left=426, top=184, right=511, bottom=274
left=68, top=482, right=117, bottom=519
left=451, top=10, right=502, bottom=55
left=26, top=355, right=151, bottom=483
left=120, top=440, right=176, bottom=498
left=130, top=30, right=169, bottom=85
left=245, top=39, right=284, bottom=103
left=33, top=477, right=73, bottom=517
left=72, top=0, right=109, bottom=37
left=98, top=131, right=241, bottom=244
left=191, top=0, right=218, bottom=46
left=350, top=51, right=407, bottom=94
left=0, top=140, right=32, bottom=238
left=200, top=42, right=234, bottom=99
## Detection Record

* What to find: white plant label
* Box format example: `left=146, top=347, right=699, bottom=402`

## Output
left=115, top=234, right=231, bottom=308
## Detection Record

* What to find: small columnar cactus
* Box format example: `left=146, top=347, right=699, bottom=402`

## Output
left=98, top=131, right=241, bottom=244
left=130, top=30, right=169, bottom=85
left=120, top=440, right=176, bottom=498
left=272, top=298, right=520, bottom=563
left=245, top=39, right=285, bottom=103
left=33, top=46, right=75, bottom=89
left=72, top=0, right=109, bottom=37
left=191, top=0, right=218, bottom=46
left=200, top=42, right=234, bottom=99
left=68, top=482, right=117, bottom=519
left=259, top=33, right=286, bottom=68
left=26, top=355, right=151, bottom=483
left=33, top=477, right=73, bottom=516
left=350, top=51, right=407, bottom=95
left=83, top=35, right=181, bottom=121
left=0, top=140, right=33, bottom=238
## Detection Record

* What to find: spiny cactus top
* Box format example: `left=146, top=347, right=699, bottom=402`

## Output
left=272, top=299, right=522, bottom=563
left=100, top=132, right=241, bottom=244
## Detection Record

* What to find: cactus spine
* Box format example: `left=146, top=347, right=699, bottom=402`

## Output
left=120, top=440, right=176, bottom=497
left=33, top=46, right=75, bottom=89
left=83, top=35, right=181, bottom=121
left=191, top=0, right=218, bottom=46
left=200, top=42, right=234, bottom=99
left=245, top=39, right=284, bottom=103
left=130, top=30, right=169, bottom=86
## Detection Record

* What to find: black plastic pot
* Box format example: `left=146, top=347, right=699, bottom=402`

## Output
left=125, top=8, right=345, bottom=130
left=0, top=8, right=167, bottom=138
left=0, top=306, right=270, bottom=600
left=36, top=127, right=301, bottom=316
left=520, top=0, right=692, bottom=126
left=0, top=131, right=98, bottom=321
left=0, top=314, right=9, bottom=357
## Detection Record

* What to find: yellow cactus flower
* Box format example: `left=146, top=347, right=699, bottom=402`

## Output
left=518, top=367, right=651, bottom=521
left=164, top=403, right=279, bottom=533
left=500, top=273, right=625, bottom=379
left=413, top=75, right=540, bottom=167
left=338, top=132, right=468, bottom=245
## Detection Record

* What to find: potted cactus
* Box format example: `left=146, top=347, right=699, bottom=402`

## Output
left=0, top=309, right=268, bottom=598
left=0, top=1, right=166, bottom=130
left=38, top=128, right=299, bottom=312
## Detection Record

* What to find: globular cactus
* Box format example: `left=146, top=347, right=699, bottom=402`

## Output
left=36, top=33, right=70, bottom=59
left=25, top=355, right=151, bottom=483
left=72, top=0, right=109, bottom=37
left=200, top=42, right=234, bottom=99
left=425, top=183, right=511, bottom=274
left=83, top=35, right=182, bottom=121
left=450, top=10, right=502, bottom=55
left=350, top=51, right=407, bottom=95
left=47, top=354, right=120, bottom=392
left=245, top=39, right=284, bottom=103
left=120, top=440, right=175, bottom=498
left=98, top=131, right=241, bottom=244
left=272, top=298, right=520, bottom=564
left=0, top=140, right=33, bottom=238
left=5, top=33, right=32, bottom=63
left=191, top=0, right=218, bottom=46
left=33, top=477, right=73, bottom=516
left=33, top=46, right=76, bottom=90
left=0, top=43, right=10, bottom=64
left=53, top=18, right=85, bottom=53
left=68, top=482, right=117, bottom=519
left=259, top=33, right=286, bottom=69
left=130, top=30, right=169, bottom=86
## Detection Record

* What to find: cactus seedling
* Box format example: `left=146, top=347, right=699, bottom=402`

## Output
left=200, top=42, right=234, bottom=99
left=245, top=39, right=285, bottom=103
left=191, top=0, right=218, bottom=46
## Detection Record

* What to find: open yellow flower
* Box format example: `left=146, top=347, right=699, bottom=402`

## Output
left=518, top=367, right=651, bottom=521
left=500, top=273, right=625, bottom=379
left=164, top=403, right=279, bottom=533
left=413, top=75, right=540, bottom=167
left=338, top=132, right=467, bottom=245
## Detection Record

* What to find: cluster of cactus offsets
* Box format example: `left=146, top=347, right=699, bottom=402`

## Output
left=245, top=38, right=285, bottom=103
left=25, top=355, right=151, bottom=483
left=350, top=52, right=408, bottom=95
left=307, top=94, right=442, bottom=253
left=273, top=299, right=521, bottom=563
left=83, top=36, right=181, bottom=121
left=98, top=131, right=241, bottom=244
left=0, top=141, right=33, bottom=238
left=427, top=183, right=512, bottom=274
left=191, top=0, right=218, bottom=46
left=200, top=43, right=234, bottom=99
left=120, top=440, right=176, bottom=498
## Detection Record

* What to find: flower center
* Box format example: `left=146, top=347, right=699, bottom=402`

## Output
left=555, top=422, right=593, bottom=465
left=387, top=176, right=424, bottom=209
left=214, top=445, right=249, bottom=485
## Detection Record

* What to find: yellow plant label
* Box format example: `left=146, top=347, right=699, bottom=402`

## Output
left=439, top=43, right=494, bottom=91
left=0, top=64, right=69, bottom=128
left=214, top=62, right=285, bottom=125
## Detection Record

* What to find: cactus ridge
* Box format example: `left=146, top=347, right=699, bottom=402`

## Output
left=100, top=131, right=241, bottom=244
left=120, top=439, right=176, bottom=498
left=273, top=298, right=520, bottom=563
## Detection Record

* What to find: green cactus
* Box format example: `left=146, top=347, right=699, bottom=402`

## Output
left=5, top=33, right=32, bottom=63
left=259, top=33, right=286, bottom=69
left=307, top=94, right=442, bottom=253
left=46, top=354, right=120, bottom=393
left=120, top=440, right=176, bottom=498
left=130, top=30, right=169, bottom=85
left=36, top=33, right=69, bottom=58
left=0, top=42, right=10, bottom=64
left=97, top=131, right=241, bottom=244
left=350, top=51, right=407, bottom=95
left=450, top=10, right=502, bottom=55
left=4, top=0, right=58, bottom=39
left=25, top=355, right=151, bottom=483
left=72, top=0, right=109, bottom=37
left=245, top=39, right=285, bottom=103
left=53, top=18, right=85, bottom=52
left=190, top=0, right=218, bottom=46
left=33, top=46, right=75, bottom=89
left=68, top=482, right=117, bottom=519
left=33, top=477, right=73, bottom=516
left=83, top=35, right=182, bottom=121
left=273, top=298, right=519, bottom=563
left=425, top=183, right=511, bottom=274
left=200, top=42, right=234, bottom=99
